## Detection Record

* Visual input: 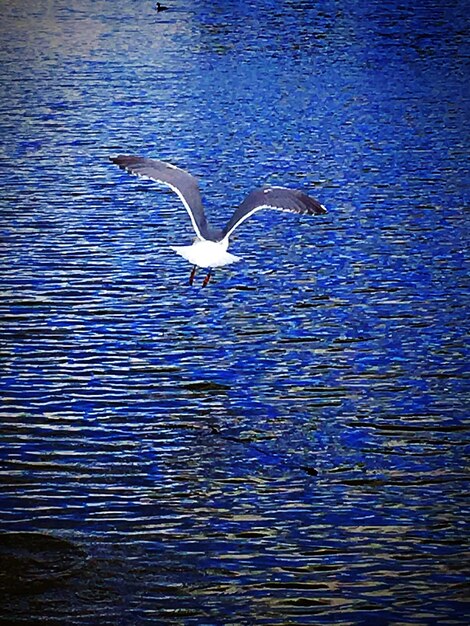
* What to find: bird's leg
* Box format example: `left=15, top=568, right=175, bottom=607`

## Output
left=202, top=269, right=212, bottom=287
left=189, top=265, right=197, bottom=285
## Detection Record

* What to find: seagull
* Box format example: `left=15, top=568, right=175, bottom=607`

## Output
left=110, top=155, right=327, bottom=286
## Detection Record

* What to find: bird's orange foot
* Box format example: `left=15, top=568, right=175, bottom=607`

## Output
left=189, top=265, right=197, bottom=285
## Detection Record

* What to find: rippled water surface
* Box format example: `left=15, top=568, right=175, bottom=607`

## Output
left=1, top=0, right=469, bottom=623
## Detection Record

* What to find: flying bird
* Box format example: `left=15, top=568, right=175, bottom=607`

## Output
left=110, top=155, right=327, bottom=286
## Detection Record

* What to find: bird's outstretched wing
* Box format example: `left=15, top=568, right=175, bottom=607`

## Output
left=110, top=155, right=210, bottom=239
left=222, top=186, right=327, bottom=239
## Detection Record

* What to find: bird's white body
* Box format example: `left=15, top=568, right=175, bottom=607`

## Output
left=170, top=238, right=241, bottom=268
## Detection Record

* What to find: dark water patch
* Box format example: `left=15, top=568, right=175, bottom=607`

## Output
left=0, top=532, right=87, bottom=593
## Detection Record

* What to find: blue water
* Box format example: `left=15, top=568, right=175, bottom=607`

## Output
left=1, top=0, right=469, bottom=623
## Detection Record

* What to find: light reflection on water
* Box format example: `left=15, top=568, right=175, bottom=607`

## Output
left=1, top=0, right=469, bottom=623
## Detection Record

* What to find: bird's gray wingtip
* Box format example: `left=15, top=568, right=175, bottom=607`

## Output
left=109, top=154, right=135, bottom=170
